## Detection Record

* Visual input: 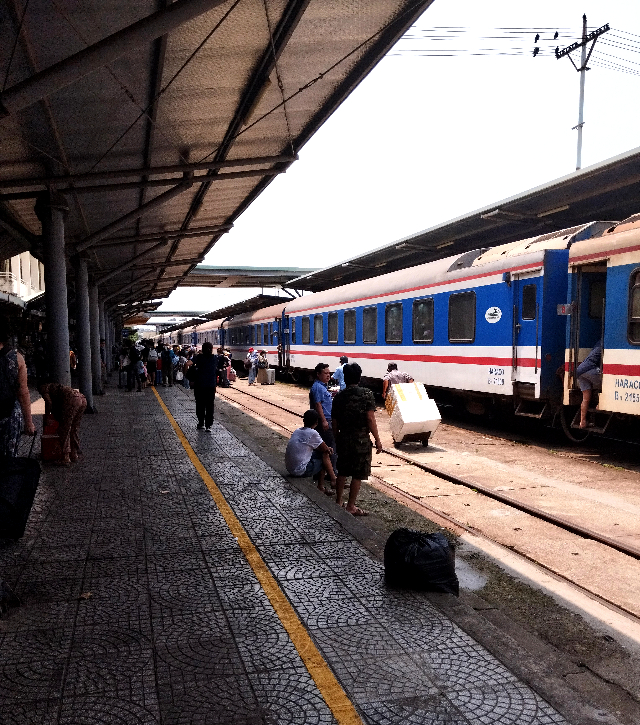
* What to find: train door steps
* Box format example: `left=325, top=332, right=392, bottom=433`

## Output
left=570, top=409, right=613, bottom=434
left=515, top=400, right=548, bottom=418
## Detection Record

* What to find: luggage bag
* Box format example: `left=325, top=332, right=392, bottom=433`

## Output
left=0, top=435, right=41, bottom=540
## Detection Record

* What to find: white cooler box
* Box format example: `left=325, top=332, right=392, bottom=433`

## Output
left=258, top=368, right=275, bottom=385
left=385, top=382, right=441, bottom=446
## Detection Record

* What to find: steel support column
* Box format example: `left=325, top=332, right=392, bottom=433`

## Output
left=89, top=284, right=102, bottom=395
left=73, top=257, right=95, bottom=411
left=35, top=191, right=71, bottom=386
left=99, top=299, right=106, bottom=384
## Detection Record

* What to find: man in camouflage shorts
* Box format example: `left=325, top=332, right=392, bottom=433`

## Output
left=331, top=363, right=382, bottom=516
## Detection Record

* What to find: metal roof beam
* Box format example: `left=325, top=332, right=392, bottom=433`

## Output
left=0, top=205, right=39, bottom=250
left=102, top=269, right=158, bottom=303
left=0, top=167, right=285, bottom=201
left=75, top=181, right=192, bottom=252
left=92, top=224, right=232, bottom=248
left=0, top=0, right=229, bottom=118
left=95, top=239, right=169, bottom=285
left=0, top=155, right=297, bottom=190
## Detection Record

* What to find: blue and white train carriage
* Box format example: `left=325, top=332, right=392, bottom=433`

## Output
left=563, top=213, right=640, bottom=433
left=191, top=213, right=640, bottom=437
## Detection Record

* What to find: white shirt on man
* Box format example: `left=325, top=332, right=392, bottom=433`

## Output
left=285, top=427, right=323, bottom=476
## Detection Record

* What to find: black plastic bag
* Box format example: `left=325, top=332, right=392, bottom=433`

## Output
left=384, top=528, right=459, bottom=596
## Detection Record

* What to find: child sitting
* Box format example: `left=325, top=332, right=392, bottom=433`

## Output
left=285, top=409, right=337, bottom=495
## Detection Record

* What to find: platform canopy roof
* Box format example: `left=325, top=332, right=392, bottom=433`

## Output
left=183, top=264, right=317, bottom=288
left=289, top=145, right=640, bottom=292
left=0, top=0, right=433, bottom=309
left=158, top=292, right=286, bottom=332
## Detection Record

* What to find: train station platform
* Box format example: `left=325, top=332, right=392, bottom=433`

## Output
left=0, top=384, right=567, bottom=725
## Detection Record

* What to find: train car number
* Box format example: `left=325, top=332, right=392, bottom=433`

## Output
left=488, top=367, right=505, bottom=386
left=615, top=391, right=640, bottom=403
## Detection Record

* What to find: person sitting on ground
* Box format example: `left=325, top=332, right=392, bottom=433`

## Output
left=576, top=339, right=602, bottom=429
left=332, top=363, right=383, bottom=516
left=332, top=356, right=348, bottom=391
left=257, top=350, right=269, bottom=369
left=382, top=362, right=414, bottom=400
left=39, top=382, right=87, bottom=464
left=285, top=409, right=337, bottom=494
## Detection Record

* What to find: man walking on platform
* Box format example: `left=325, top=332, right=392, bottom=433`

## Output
left=191, top=342, right=218, bottom=431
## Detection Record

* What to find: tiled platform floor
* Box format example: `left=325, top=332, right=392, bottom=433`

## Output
left=0, top=385, right=567, bottom=724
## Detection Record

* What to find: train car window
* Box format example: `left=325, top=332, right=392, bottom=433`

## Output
left=522, top=285, right=537, bottom=320
left=385, top=303, right=403, bottom=343
left=363, top=306, right=377, bottom=344
left=314, top=315, right=323, bottom=344
left=272, top=327, right=278, bottom=345
left=628, top=270, right=640, bottom=343
left=302, top=316, right=310, bottom=344
left=448, top=291, right=476, bottom=343
left=290, top=318, right=296, bottom=342
left=327, top=312, right=338, bottom=343
left=344, top=310, right=356, bottom=343
left=413, top=298, right=434, bottom=343
left=589, top=279, right=605, bottom=319
left=251, top=326, right=255, bottom=345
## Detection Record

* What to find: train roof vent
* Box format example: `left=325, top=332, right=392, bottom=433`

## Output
left=532, top=224, right=584, bottom=244
left=572, top=220, right=618, bottom=242
left=447, top=249, right=488, bottom=272
left=605, top=212, right=640, bottom=235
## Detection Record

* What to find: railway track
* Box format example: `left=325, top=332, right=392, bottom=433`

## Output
left=217, top=383, right=640, bottom=622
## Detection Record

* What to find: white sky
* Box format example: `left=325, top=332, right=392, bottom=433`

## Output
left=154, top=0, right=640, bottom=320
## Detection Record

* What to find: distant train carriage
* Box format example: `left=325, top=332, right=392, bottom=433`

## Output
left=169, top=213, right=640, bottom=438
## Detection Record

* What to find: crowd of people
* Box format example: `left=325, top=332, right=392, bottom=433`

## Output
left=116, top=339, right=235, bottom=393
left=1, top=306, right=417, bottom=523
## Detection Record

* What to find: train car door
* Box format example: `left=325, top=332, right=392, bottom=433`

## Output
left=511, top=273, right=541, bottom=392
left=562, top=263, right=607, bottom=430
left=280, top=313, right=290, bottom=368
left=568, top=264, right=606, bottom=390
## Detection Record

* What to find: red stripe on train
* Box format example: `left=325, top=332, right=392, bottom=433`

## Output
left=603, top=364, right=640, bottom=376
left=289, top=349, right=539, bottom=367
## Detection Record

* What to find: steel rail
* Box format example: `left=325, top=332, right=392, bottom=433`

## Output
left=218, top=384, right=640, bottom=562
left=215, top=387, right=640, bottom=623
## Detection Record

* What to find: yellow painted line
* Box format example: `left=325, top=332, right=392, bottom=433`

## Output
left=152, top=387, right=363, bottom=725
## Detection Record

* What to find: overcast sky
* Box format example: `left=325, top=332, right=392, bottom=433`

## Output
left=154, top=0, right=640, bottom=320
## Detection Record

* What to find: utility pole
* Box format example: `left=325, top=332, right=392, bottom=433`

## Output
left=555, top=16, right=609, bottom=170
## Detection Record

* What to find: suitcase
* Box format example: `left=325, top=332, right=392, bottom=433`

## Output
left=0, top=436, right=41, bottom=540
